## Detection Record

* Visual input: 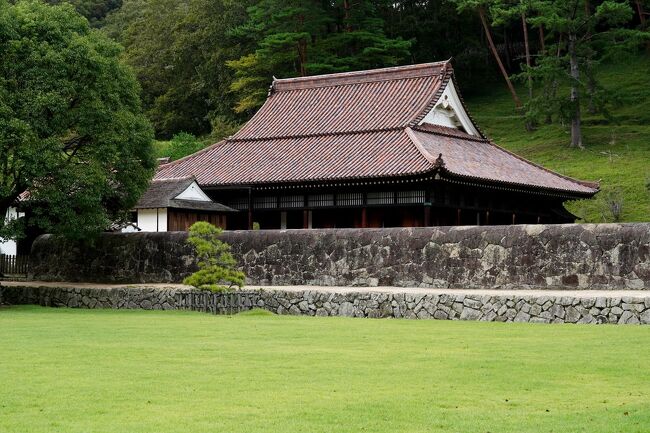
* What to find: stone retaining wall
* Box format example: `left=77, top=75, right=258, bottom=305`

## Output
left=29, top=224, right=650, bottom=290
left=3, top=285, right=650, bottom=325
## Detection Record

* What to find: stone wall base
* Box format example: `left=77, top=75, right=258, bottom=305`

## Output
left=2, top=285, right=650, bottom=325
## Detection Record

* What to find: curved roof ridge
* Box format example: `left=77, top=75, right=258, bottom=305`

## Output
left=272, top=61, right=450, bottom=92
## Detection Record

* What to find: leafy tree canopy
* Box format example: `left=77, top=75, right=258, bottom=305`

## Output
left=0, top=0, right=155, bottom=241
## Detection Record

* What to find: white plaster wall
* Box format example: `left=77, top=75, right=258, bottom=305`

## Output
left=175, top=181, right=211, bottom=201
left=420, top=82, right=480, bottom=136
left=137, top=208, right=168, bottom=232
left=1, top=207, right=21, bottom=255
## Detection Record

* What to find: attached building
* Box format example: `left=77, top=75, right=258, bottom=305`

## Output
left=134, top=177, right=236, bottom=232
left=155, top=61, right=598, bottom=229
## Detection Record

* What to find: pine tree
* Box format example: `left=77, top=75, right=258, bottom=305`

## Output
left=527, top=0, right=645, bottom=147
left=183, top=222, right=245, bottom=293
left=227, top=0, right=411, bottom=114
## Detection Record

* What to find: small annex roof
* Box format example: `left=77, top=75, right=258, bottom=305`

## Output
left=135, top=176, right=236, bottom=212
left=155, top=62, right=598, bottom=197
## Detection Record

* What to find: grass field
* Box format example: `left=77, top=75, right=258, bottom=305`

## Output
left=467, top=55, right=650, bottom=223
left=1, top=306, right=650, bottom=433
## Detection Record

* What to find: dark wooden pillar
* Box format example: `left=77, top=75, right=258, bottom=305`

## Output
left=361, top=207, right=367, bottom=228
left=537, top=215, right=541, bottom=224
left=512, top=213, right=516, bottom=225
left=303, top=210, right=309, bottom=229
left=247, top=188, right=253, bottom=230
left=424, top=206, right=431, bottom=226
left=456, top=209, right=461, bottom=225
left=485, top=210, right=490, bottom=225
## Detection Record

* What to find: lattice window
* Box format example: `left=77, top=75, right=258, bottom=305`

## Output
left=308, top=193, right=334, bottom=207
left=280, top=195, right=304, bottom=208
left=227, top=197, right=249, bottom=210
left=253, top=196, right=277, bottom=209
left=396, top=190, right=425, bottom=204
left=336, top=192, right=363, bottom=207
left=367, top=191, right=394, bottom=205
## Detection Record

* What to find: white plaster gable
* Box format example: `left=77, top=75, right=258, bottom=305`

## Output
left=174, top=181, right=211, bottom=202
left=419, top=81, right=480, bottom=136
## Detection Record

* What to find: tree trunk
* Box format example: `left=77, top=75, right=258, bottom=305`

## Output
left=522, top=12, right=532, bottom=101
left=478, top=6, right=522, bottom=109
left=636, top=0, right=647, bottom=27
left=538, top=24, right=546, bottom=53
left=343, top=0, right=352, bottom=32
left=545, top=33, right=563, bottom=124
left=634, top=0, right=650, bottom=51
left=297, top=39, right=307, bottom=76
left=297, top=14, right=307, bottom=76
left=568, top=33, right=583, bottom=148
left=521, top=11, right=535, bottom=131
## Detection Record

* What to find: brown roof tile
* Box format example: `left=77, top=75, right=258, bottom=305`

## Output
left=156, top=62, right=598, bottom=196
left=409, top=126, right=597, bottom=194
left=232, top=62, right=449, bottom=140
left=156, top=130, right=431, bottom=185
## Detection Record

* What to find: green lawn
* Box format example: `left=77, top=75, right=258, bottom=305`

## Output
left=466, top=55, right=650, bottom=223
left=1, top=306, right=650, bottom=433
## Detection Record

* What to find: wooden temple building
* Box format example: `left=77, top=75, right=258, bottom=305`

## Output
left=154, top=61, right=598, bottom=230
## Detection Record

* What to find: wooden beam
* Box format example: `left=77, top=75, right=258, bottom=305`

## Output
left=361, top=207, right=367, bottom=228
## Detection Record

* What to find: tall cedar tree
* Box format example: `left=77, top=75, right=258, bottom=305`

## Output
left=227, top=0, right=411, bottom=114
left=450, top=0, right=523, bottom=109
left=527, top=0, right=645, bottom=147
left=0, top=0, right=155, bottom=241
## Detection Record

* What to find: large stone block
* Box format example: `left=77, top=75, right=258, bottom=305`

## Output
left=28, top=224, right=650, bottom=289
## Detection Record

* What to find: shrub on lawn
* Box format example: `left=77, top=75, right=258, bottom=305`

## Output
left=183, top=222, right=245, bottom=292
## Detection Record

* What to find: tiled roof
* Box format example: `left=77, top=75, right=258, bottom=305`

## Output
left=135, top=177, right=235, bottom=211
left=156, top=62, right=598, bottom=196
left=409, top=125, right=598, bottom=194
left=233, top=62, right=449, bottom=140
left=156, top=130, right=431, bottom=185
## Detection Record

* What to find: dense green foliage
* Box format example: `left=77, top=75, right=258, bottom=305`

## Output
left=100, top=0, right=492, bottom=136
left=45, top=0, right=121, bottom=24
left=0, top=0, right=155, bottom=241
left=2, top=306, right=650, bottom=432
left=183, top=222, right=245, bottom=292
left=166, top=132, right=203, bottom=162
left=48, top=0, right=649, bottom=143
left=227, top=0, right=412, bottom=114
left=471, top=56, right=650, bottom=222
left=11, top=0, right=649, bottom=220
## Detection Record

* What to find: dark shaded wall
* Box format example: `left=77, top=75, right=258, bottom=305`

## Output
left=30, top=224, right=650, bottom=289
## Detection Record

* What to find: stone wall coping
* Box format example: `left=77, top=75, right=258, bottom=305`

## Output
left=3, top=281, right=650, bottom=300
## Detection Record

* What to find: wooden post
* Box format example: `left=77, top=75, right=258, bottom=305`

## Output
left=456, top=209, right=461, bottom=225
left=512, top=213, right=516, bottom=225
left=485, top=210, right=490, bottom=225
left=361, top=207, right=367, bottom=228
left=247, top=188, right=253, bottom=230
left=424, top=206, right=431, bottom=227
left=303, top=210, right=309, bottom=229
